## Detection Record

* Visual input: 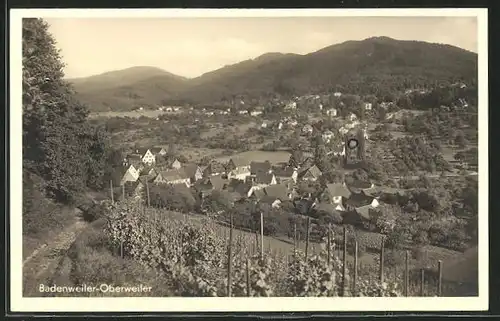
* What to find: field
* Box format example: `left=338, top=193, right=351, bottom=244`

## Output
left=89, top=110, right=170, bottom=119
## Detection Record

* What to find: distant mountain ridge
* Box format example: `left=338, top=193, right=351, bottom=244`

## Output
left=68, top=37, right=478, bottom=112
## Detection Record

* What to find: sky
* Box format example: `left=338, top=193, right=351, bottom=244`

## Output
left=44, top=16, right=478, bottom=79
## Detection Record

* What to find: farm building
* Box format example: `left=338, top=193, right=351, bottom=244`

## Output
left=273, top=166, right=298, bottom=184
left=119, top=164, right=140, bottom=186
left=182, top=163, right=203, bottom=183
left=298, top=165, right=323, bottom=182
left=153, top=169, right=190, bottom=186
left=321, top=183, right=352, bottom=207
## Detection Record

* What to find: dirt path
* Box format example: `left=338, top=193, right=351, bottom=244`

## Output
left=22, top=210, right=88, bottom=297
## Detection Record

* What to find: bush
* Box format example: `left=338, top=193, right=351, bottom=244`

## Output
left=82, top=203, right=107, bottom=223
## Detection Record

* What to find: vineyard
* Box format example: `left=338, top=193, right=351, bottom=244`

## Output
left=85, top=199, right=458, bottom=297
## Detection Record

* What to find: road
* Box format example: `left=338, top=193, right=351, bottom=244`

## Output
left=22, top=209, right=87, bottom=297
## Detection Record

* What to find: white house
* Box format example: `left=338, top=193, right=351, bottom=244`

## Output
left=261, top=121, right=269, bottom=128
left=348, top=113, right=358, bottom=122
left=364, top=103, right=373, bottom=110
left=238, top=110, right=248, bottom=115
left=277, top=122, right=283, bottom=130
left=326, top=108, right=337, bottom=117
left=339, top=126, right=350, bottom=135
left=322, top=130, right=335, bottom=143
left=120, top=164, right=140, bottom=186
left=250, top=110, right=263, bottom=116
left=285, top=101, right=297, bottom=110
left=334, top=92, right=342, bottom=97
left=319, top=103, right=323, bottom=111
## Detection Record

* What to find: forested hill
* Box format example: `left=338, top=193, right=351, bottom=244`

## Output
left=69, top=36, right=478, bottom=112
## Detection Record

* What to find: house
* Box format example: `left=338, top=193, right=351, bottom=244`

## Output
left=250, top=110, right=263, bottom=116
left=182, top=163, right=204, bottom=183
left=119, top=164, right=140, bottom=186
left=322, top=130, right=335, bottom=143
left=338, top=126, right=350, bottom=135
left=125, top=154, right=145, bottom=170
left=195, top=175, right=229, bottom=197
left=238, top=110, right=248, bottom=115
left=123, top=180, right=144, bottom=199
left=333, top=92, right=342, bottom=97
left=132, top=148, right=156, bottom=165
left=312, top=203, right=344, bottom=220
left=364, top=102, right=373, bottom=110
left=326, top=108, right=337, bottom=117
left=345, top=191, right=380, bottom=211
left=298, top=165, right=322, bottom=182
left=203, top=161, right=226, bottom=177
left=273, top=167, right=298, bottom=184
left=321, top=183, right=352, bottom=209
left=348, top=113, right=358, bottom=122
left=285, top=101, right=297, bottom=110
left=228, top=166, right=252, bottom=181
left=259, top=184, right=293, bottom=208
left=250, top=161, right=272, bottom=175
left=330, top=143, right=346, bottom=157
left=227, top=157, right=251, bottom=173
left=140, top=166, right=159, bottom=179
left=254, top=172, right=277, bottom=187
left=167, top=158, right=183, bottom=170
left=153, top=169, right=190, bottom=186
left=302, top=124, right=314, bottom=135
left=150, top=147, right=167, bottom=157
left=343, top=205, right=378, bottom=226
left=318, top=103, right=323, bottom=111
left=277, top=122, right=283, bottom=130
left=261, top=121, right=270, bottom=128
left=165, top=107, right=173, bottom=112
left=229, top=180, right=254, bottom=199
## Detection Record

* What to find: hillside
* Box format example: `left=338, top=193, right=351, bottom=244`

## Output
left=70, top=37, right=478, bottom=112
left=68, top=66, right=190, bottom=112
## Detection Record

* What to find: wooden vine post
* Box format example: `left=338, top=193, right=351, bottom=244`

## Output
left=379, top=235, right=385, bottom=283
left=246, top=258, right=251, bottom=297
left=110, top=180, right=114, bottom=204
left=227, top=211, right=234, bottom=297
left=305, top=217, right=311, bottom=260
left=260, top=212, right=264, bottom=259
left=122, top=184, right=125, bottom=201
left=420, top=269, right=425, bottom=296
left=353, top=241, right=358, bottom=295
left=341, top=226, right=347, bottom=297
left=146, top=180, right=150, bottom=207
left=327, top=223, right=331, bottom=265
left=404, top=250, right=410, bottom=297
left=437, top=260, right=443, bottom=297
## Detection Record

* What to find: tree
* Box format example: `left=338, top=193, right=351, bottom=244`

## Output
left=22, top=18, right=109, bottom=203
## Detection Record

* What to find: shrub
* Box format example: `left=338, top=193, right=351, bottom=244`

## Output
left=82, top=203, right=107, bottom=223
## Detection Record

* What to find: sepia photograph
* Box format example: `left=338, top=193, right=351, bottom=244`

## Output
left=10, top=8, right=488, bottom=312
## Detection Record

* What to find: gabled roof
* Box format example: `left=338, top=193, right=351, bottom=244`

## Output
left=299, top=165, right=322, bottom=179
left=355, top=205, right=376, bottom=220
left=325, top=183, right=352, bottom=198
left=159, top=168, right=189, bottom=181
left=252, top=188, right=266, bottom=200
left=250, top=161, right=271, bottom=175
left=127, top=154, right=143, bottom=163
left=273, top=167, right=296, bottom=178
left=182, top=163, right=201, bottom=177
left=209, top=175, right=228, bottom=190
left=314, top=202, right=341, bottom=215
left=229, top=157, right=249, bottom=168
left=345, top=192, right=375, bottom=208
left=204, top=161, right=226, bottom=174
left=232, top=182, right=253, bottom=198
left=263, top=184, right=289, bottom=200
left=150, top=147, right=166, bottom=154
left=134, top=148, right=151, bottom=156
left=255, top=172, right=275, bottom=185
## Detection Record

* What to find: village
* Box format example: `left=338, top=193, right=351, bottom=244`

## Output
left=116, top=93, right=413, bottom=233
